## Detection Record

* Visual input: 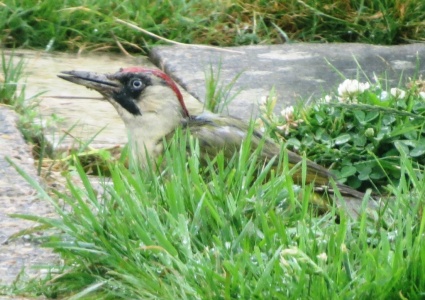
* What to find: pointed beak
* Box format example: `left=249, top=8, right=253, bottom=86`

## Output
left=58, top=70, right=120, bottom=96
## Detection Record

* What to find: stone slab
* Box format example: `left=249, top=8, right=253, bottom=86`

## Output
left=0, top=106, right=57, bottom=285
left=151, top=43, right=425, bottom=118
left=4, top=50, right=203, bottom=151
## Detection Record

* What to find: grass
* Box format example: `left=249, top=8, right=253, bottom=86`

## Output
left=4, top=128, right=425, bottom=299
left=0, top=51, right=59, bottom=171
left=0, top=50, right=26, bottom=111
left=1, top=0, right=425, bottom=54
left=204, top=62, right=242, bottom=114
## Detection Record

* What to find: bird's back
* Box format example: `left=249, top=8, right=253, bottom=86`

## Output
left=184, top=112, right=334, bottom=186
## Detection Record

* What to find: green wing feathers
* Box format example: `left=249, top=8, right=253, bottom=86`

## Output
left=179, top=112, right=377, bottom=218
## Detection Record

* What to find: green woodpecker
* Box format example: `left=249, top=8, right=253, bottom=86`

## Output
left=58, top=67, right=378, bottom=218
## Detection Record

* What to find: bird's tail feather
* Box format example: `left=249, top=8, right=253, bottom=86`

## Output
left=313, top=182, right=380, bottom=220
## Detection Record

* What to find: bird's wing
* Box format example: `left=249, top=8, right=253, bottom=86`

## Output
left=183, top=113, right=335, bottom=186
left=184, top=113, right=258, bottom=157
left=181, top=112, right=378, bottom=219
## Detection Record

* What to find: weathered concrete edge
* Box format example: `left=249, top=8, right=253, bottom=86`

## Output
left=0, top=106, right=57, bottom=286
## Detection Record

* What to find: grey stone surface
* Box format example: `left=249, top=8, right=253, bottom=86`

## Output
left=151, top=43, right=425, bottom=118
left=0, top=106, right=57, bottom=285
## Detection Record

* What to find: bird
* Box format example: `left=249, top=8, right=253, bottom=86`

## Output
left=58, top=67, right=378, bottom=218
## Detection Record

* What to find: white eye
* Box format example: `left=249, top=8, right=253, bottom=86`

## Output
left=130, top=78, right=143, bottom=89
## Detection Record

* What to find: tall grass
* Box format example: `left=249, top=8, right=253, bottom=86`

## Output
left=0, top=51, right=26, bottom=110
left=1, top=0, right=424, bottom=53
left=6, top=128, right=425, bottom=299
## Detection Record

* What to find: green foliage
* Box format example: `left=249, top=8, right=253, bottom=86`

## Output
left=0, top=51, right=25, bottom=111
left=283, top=0, right=425, bottom=44
left=204, top=63, right=242, bottom=114
left=261, top=78, right=425, bottom=191
left=6, top=129, right=425, bottom=299
left=1, top=0, right=425, bottom=52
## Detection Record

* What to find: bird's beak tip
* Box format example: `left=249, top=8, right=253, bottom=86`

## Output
left=57, top=70, right=119, bottom=92
left=57, top=70, right=77, bottom=79
left=57, top=72, right=77, bottom=83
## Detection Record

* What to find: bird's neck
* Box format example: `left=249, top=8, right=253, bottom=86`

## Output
left=117, top=90, right=187, bottom=167
left=127, top=111, right=183, bottom=167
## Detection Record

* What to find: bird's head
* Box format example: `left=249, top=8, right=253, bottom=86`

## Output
left=58, top=67, right=190, bottom=120
left=58, top=67, right=192, bottom=163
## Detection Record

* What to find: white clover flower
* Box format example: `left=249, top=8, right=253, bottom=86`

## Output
left=277, top=105, right=302, bottom=136
left=276, top=124, right=289, bottom=135
left=338, top=79, right=370, bottom=96
left=280, top=106, right=294, bottom=120
left=319, top=94, right=332, bottom=103
left=390, top=88, right=406, bottom=99
left=379, top=91, right=389, bottom=101
left=337, top=79, right=370, bottom=103
left=324, top=94, right=332, bottom=103
left=420, top=92, right=425, bottom=100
